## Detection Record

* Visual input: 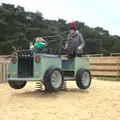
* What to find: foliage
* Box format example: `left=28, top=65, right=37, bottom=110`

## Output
left=0, top=3, right=120, bottom=55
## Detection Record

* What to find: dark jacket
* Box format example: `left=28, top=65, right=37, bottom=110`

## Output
left=65, top=30, right=85, bottom=54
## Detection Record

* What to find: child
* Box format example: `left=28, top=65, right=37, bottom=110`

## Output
left=34, top=37, right=46, bottom=49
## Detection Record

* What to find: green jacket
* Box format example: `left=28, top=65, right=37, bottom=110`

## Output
left=34, top=42, right=46, bottom=49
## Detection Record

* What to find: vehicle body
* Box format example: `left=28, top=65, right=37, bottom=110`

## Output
left=7, top=35, right=92, bottom=92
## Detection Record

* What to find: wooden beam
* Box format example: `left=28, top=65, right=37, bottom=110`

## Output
left=89, top=57, right=120, bottom=64
left=91, top=71, right=118, bottom=76
left=90, top=65, right=120, bottom=70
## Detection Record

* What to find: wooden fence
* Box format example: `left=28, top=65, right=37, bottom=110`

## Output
left=0, top=58, right=9, bottom=83
left=89, top=56, right=120, bottom=77
left=0, top=56, right=120, bottom=84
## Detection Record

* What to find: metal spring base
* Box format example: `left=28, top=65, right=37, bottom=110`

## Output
left=61, top=81, right=67, bottom=91
left=36, top=81, right=43, bottom=91
left=35, top=81, right=67, bottom=91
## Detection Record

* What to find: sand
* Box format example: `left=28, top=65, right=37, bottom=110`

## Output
left=0, top=79, right=120, bottom=120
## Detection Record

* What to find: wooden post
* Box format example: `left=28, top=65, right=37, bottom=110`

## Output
left=1, top=64, right=3, bottom=83
left=117, top=57, right=120, bottom=80
left=0, top=64, right=1, bottom=83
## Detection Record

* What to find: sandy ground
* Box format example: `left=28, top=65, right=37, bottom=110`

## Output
left=0, top=79, right=120, bottom=120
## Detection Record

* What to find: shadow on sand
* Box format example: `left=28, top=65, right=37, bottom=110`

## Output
left=13, top=88, right=90, bottom=99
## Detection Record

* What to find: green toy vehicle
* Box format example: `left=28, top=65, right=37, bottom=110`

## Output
left=7, top=35, right=92, bottom=92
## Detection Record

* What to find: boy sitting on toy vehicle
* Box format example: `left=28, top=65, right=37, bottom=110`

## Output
left=64, top=22, right=85, bottom=59
left=31, top=37, right=47, bottom=52
left=34, top=37, right=46, bottom=49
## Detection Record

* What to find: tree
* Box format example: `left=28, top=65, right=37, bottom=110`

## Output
left=0, top=3, right=120, bottom=55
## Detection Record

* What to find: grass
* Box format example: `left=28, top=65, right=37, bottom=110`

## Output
left=95, top=77, right=120, bottom=82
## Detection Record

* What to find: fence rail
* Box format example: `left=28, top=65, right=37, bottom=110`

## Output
left=0, top=56, right=120, bottom=83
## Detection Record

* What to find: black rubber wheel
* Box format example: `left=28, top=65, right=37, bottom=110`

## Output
left=43, top=67, right=64, bottom=92
left=8, top=81, right=27, bottom=89
left=76, top=68, right=92, bottom=89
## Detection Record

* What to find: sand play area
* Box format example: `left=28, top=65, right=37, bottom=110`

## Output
left=0, top=79, right=120, bottom=120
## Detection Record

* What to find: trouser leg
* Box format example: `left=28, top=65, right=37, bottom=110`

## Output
left=76, top=53, right=82, bottom=57
left=67, top=52, right=76, bottom=59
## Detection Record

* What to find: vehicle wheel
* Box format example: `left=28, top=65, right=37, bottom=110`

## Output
left=8, top=81, right=27, bottom=89
left=76, top=69, right=92, bottom=89
left=43, top=67, right=64, bottom=92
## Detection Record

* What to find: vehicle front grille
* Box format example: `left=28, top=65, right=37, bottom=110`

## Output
left=18, top=51, right=33, bottom=78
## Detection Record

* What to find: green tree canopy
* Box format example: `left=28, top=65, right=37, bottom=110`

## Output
left=0, top=3, right=120, bottom=55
